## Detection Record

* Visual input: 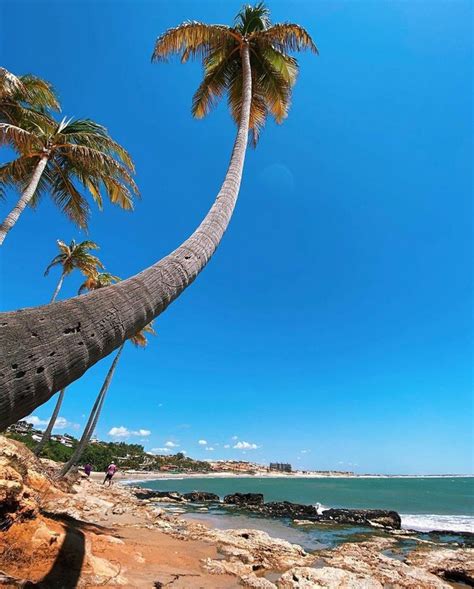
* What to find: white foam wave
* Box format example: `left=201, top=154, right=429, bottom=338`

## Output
left=401, top=514, right=474, bottom=533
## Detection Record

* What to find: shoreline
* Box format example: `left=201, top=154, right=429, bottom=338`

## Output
left=88, top=471, right=474, bottom=485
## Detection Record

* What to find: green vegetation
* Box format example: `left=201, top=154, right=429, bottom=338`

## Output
left=6, top=431, right=211, bottom=473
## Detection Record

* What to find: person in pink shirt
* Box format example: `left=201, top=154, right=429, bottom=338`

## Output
left=103, top=462, right=117, bottom=486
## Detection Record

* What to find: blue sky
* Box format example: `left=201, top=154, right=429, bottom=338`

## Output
left=1, top=0, right=472, bottom=474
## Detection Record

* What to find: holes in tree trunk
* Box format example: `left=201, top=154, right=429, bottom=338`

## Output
left=15, top=371, right=26, bottom=379
left=11, top=364, right=18, bottom=369
left=77, top=341, right=84, bottom=346
left=48, top=351, right=56, bottom=357
left=64, top=323, right=81, bottom=335
left=31, top=332, right=38, bottom=338
left=36, top=367, right=45, bottom=374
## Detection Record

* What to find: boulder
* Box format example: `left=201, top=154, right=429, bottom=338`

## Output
left=259, top=501, right=319, bottom=520
left=406, top=547, right=474, bottom=586
left=224, top=493, right=264, bottom=506
left=183, top=491, right=220, bottom=502
left=319, top=508, right=401, bottom=529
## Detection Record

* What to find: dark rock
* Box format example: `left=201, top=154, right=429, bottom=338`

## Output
left=183, top=491, right=220, bottom=502
left=132, top=489, right=183, bottom=502
left=258, top=501, right=319, bottom=520
left=223, top=493, right=264, bottom=506
left=319, top=508, right=401, bottom=529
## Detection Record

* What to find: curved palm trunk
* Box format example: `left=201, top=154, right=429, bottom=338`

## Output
left=58, top=344, right=124, bottom=477
left=0, top=155, right=49, bottom=245
left=0, top=44, right=252, bottom=430
left=33, top=388, right=64, bottom=455
left=33, top=270, right=67, bottom=454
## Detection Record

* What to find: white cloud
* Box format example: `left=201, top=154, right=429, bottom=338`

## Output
left=108, top=426, right=152, bottom=438
left=198, top=439, right=207, bottom=445
left=165, top=441, right=179, bottom=448
left=233, top=441, right=258, bottom=450
left=205, top=447, right=214, bottom=451
left=26, top=415, right=79, bottom=431
left=25, top=415, right=48, bottom=428
left=300, top=449, right=310, bottom=454
left=151, top=447, right=171, bottom=454
left=224, top=444, right=230, bottom=449
left=231, top=435, right=238, bottom=440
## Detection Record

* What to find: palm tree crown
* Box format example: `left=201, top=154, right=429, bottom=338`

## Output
left=0, top=115, right=138, bottom=227
left=152, top=2, right=317, bottom=144
left=45, top=239, right=104, bottom=279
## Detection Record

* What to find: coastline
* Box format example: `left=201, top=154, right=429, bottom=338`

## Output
left=89, top=470, right=474, bottom=485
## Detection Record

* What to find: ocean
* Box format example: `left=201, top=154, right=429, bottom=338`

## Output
left=137, top=476, right=474, bottom=549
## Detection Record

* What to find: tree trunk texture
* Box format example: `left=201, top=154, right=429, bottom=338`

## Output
left=0, top=156, right=49, bottom=246
left=0, top=45, right=252, bottom=429
left=59, top=344, right=124, bottom=477
left=50, top=273, right=65, bottom=303
left=33, top=388, right=64, bottom=455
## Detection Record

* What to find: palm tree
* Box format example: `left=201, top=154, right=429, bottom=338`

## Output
left=0, top=3, right=316, bottom=430
left=0, top=115, right=138, bottom=244
left=59, top=273, right=154, bottom=477
left=34, top=240, right=104, bottom=455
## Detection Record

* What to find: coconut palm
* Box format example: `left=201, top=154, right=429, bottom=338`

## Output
left=45, top=239, right=105, bottom=303
left=0, top=115, right=138, bottom=244
left=59, top=272, right=154, bottom=477
left=0, top=3, right=316, bottom=429
left=34, top=240, right=105, bottom=455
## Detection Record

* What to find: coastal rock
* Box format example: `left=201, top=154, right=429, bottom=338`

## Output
left=183, top=491, right=220, bottom=502
left=277, top=566, right=383, bottom=588
left=241, top=574, right=277, bottom=588
left=224, top=493, right=264, bottom=507
left=406, top=547, right=474, bottom=586
left=319, top=508, right=402, bottom=529
left=318, top=537, right=451, bottom=588
left=258, top=501, right=318, bottom=520
left=132, top=489, right=184, bottom=502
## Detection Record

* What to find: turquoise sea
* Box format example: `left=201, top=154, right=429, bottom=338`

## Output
left=137, top=476, right=474, bottom=548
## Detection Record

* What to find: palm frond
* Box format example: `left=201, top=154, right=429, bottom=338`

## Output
left=49, top=161, right=91, bottom=229
left=258, top=23, right=318, bottom=54
left=152, top=22, right=234, bottom=63
left=0, top=122, right=38, bottom=154
left=129, top=321, right=156, bottom=347
left=235, top=2, right=271, bottom=34
left=0, top=68, right=25, bottom=99
left=192, top=47, right=237, bottom=118
left=18, top=74, right=60, bottom=112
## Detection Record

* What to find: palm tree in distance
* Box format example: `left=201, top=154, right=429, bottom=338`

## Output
left=59, top=272, right=155, bottom=477
left=45, top=239, right=105, bottom=302
left=0, top=3, right=316, bottom=429
left=0, top=115, right=138, bottom=245
left=34, top=240, right=104, bottom=455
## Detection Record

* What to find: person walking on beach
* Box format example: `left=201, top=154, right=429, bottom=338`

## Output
left=103, top=462, right=117, bottom=486
left=84, top=463, right=92, bottom=477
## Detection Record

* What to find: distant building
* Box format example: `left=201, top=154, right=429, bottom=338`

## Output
left=51, top=434, right=75, bottom=448
left=269, top=462, right=292, bottom=473
left=7, top=420, right=34, bottom=435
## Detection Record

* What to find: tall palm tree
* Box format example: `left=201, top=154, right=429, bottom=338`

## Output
left=59, top=273, right=154, bottom=477
left=34, top=240, right=104, bottom=455
left=0, top=115, right=138, bottom=244
left=0, top=3, right=316, bottom=430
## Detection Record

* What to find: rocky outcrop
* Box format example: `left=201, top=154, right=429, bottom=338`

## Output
left=224, top=492, right=264, bottom=506
left=183, top=491, right=220, bottom=502
left=318, top=537, right=452, bottom=588
left=132, top=488, right=184, bottom=502
left=277, top=566, right=383, bottom=588
left=406, top=546, right=474, bottom=586
left=318, top=508, right=401, bottom=529
left=221, top=494, right=401, bottom=529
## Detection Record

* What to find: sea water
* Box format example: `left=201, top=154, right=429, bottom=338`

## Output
left=139, top=476, right=474, bottom=543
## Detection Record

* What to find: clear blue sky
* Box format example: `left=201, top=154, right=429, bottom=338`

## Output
left=1, top=1, right=472, bottom=474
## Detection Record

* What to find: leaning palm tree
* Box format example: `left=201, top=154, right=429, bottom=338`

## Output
left=34, top=240, right=104, bottom=455
left=59, top=272, right=154, bottom=476
left=0, top=2, right=316, bottom=429
left=0, top=114, right=138, bottom=244
left=59, top=320, right=155, bottom=477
